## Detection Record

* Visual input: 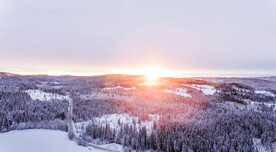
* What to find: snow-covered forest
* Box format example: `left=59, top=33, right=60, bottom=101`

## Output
left=0, top=72, right=276, bottom=151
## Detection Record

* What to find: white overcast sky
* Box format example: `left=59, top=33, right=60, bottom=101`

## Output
left=0, top=0, right=276, bottom=76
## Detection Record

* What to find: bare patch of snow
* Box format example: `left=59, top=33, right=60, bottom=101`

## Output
left=103, top=86, right=136, bottom=90
left=183, top=84, right=216, bottom=95
left=255, top=90, right=275, bottom=97
left=163, top=88, right=192, bottom=98
left=25, top=89, right=69, bottom=101
left=0, top=129, right=122, bottom=152
left=53, top=81, right=59, bottom=85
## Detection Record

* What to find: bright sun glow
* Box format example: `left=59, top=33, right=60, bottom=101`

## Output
left=146, top=73, right=160, bottom=81
left=143, top=66, right=165, bottom=81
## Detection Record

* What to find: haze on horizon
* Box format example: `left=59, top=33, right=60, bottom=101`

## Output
left=1, top=0, right=276, bottom=77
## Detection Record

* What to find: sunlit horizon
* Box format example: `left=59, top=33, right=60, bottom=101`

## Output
left=2, top=68, right=276, bottom=78
left=1, top=1, right=276, bottom=78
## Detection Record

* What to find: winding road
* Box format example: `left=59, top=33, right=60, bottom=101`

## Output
left=67, top=97, right=121, bottom=152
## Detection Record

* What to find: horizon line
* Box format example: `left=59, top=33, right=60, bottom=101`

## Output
left=1, top=71, right=275, bottom=78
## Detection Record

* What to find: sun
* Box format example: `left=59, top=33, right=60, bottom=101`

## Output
left=145, top=72, right=160, bottom=81
left=142, top=66, right=166, bottom=81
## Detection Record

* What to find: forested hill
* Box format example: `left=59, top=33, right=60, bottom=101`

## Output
left=0, top=73, right=276, bottom=151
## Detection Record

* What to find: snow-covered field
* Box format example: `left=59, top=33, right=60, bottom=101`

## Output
left=76, top=114, right=159, bottom=134
left=25, top=90, right=69, bottom=101
left=183, top=84, right=216, bottom=95
left=163, top=88, right=192, bottom=98
left=0, top=129, right=115, bottom=152
left=138, top=82, right=161, bottom=86
left=255, top=90, right=275, bottom=97
left=103, top=86, right=136, bottom=90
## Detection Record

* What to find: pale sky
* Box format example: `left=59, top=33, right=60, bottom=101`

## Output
left=0, top=0, right=276, bottom=77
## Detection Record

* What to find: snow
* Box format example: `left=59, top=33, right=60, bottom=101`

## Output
left=103, top=86, right=136, bottom=90
left=80, top=92, right=107, bottom=100
left=80, top=92, right=136, bottom=102
left=138, top=82, right=160, bottom=86
left=183, top=84, right=216, bottom=95
left=76, top=114, right=159, bottom=134
left=247, top=101, right=276, bottom=111
left=232, top=86, right=251, bottom=92
left=96, top=114, right=159, bottom=133
left=0, top=129, right=109, bottom=152
left=163, top=88, right=192, bottom=98
left=100, top=143, right=123, bottom=152
left=252, top=138, right=269, bottom=152
left=75, top=121, right=91, bottom=135
left=25, top=89, right=69, bottom=101
left=255, top=90, right=275, bottom=97
left=53, top=81, right=59, bottom=85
